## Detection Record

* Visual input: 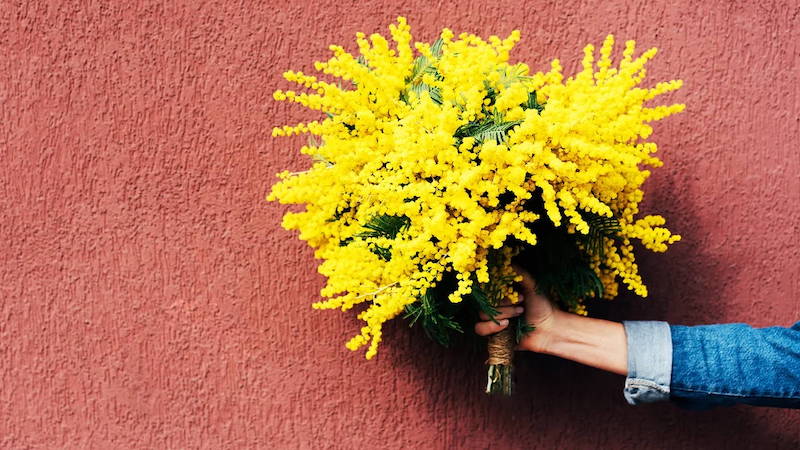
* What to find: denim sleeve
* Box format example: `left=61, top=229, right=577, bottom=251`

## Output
left=622, top=321, right=673, bottom=405
left=670, top=321, right=800, bottom=409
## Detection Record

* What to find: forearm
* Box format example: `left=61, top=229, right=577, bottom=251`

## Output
left=529, top=312, right=673, bottom=405
left=538, top=310, right=628, bottom=375
left=537, top=315, right=800, bottom=408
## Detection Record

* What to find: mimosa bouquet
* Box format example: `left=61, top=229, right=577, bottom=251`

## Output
left=268, top=18, right=683, bottom=394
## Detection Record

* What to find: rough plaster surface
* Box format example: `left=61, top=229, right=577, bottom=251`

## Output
left=1, top=0, right=799, bottom=448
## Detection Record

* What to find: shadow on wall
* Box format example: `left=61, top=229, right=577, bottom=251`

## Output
left=613, top=167, right=744, bottom=325
left=377, top=317, right=799, bottom=449
left=362, top=168, right=797, bottom=449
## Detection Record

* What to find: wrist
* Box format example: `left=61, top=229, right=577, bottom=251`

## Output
left=534, top=309, right=573, bottom=355
left=534, top=311, right=628, bottom=375
left=521, top=308, right=569, bottom=354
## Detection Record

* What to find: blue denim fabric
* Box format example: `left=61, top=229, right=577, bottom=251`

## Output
left=623, top=320, right=800, bottom=409
left=622, top=321, right=673, bottom=405
left=670, top=321, right=800, bottom=409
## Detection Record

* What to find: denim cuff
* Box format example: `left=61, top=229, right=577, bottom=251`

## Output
left=622, top=321, right=673, bottom=405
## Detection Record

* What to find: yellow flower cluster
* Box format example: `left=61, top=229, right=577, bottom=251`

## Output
left=268, top=18, right=683, bottom=359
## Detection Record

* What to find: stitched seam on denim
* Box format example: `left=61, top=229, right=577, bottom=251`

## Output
left=672, top=382, right=800, bottom=398
left=626, top=378, right=669, bottom=393
left=672, top=387, right=800, bottom=400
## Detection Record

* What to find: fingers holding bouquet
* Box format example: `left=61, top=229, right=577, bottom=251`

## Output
left=474, top=266, right=560, bottom=354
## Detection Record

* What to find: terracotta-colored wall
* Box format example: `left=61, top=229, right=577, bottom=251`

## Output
left=2, top=0, right=798, bottom=448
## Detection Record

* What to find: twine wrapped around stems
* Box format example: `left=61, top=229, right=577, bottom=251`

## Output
left=486, top=328, right=514, bottom=366
left=485, top=328, right=514, bottom=395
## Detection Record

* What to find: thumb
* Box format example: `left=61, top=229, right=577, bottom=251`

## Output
left=511, top=264, right=537, bottom=297
left=511, top=264, right=552, bottom=316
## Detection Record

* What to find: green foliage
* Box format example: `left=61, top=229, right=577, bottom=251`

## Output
left=356, top=214, right=410, bottom=261
left=369, top=245, right=393, bottom=262
left=454, top=115, right=522, bottom=145
left=530, top=212, right=620, bottom=306
left=467, top=283, right=499, bottom=323
left=429, top=37, right=444, bottom=57
left=521, top=90, right=545, bottom=113
left=356, top=214, right=410, bottom=239
left=579, top=211, right=621, bottom=258
left=402, top=38, right=443, bottom=105
left=407, top=82, right=443, bottom=104
left=404, top=286, right=463, bottom=347
left=535, top=262, right=604, bottom=309
left=337, top=214, right=410, bottom=260
left=513, top=316, right=535, bottom=344
left=514, top=199, right=615, bottom=309
left=456, top=120, right=522, bottom=144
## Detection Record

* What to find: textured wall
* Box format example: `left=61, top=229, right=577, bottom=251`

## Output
left=1, top=0, right=799, bottom=448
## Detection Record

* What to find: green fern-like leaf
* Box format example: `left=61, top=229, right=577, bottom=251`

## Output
left=404, top=288, right=463, bottom=347
left=356, top=214, right=411, bottom=239
left=513, top=316, right=535, bottom=344
left=430, top=38, right=444, bottom=57
left=408, top=82, right=442, bottom=104
left=370, top=245, right=393, bottom=261
left=467, top=283, right=500, bottom=323
left=476, top=120, right=522, bottom=144
left=522, top=90, right=545, bottom=114
left=344, top=214, right=411, bottom=261
left=454, top=118, right=522, bottom=145
left=401, top=39, right=444, bottom=105
left=514, top=202, right=607, bottom=309
left=580, top=212, right=621, bottom=258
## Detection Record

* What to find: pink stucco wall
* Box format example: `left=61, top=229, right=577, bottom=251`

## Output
left=2, top=0, right=799, bottom=448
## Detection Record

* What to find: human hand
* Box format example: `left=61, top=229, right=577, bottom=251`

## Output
left=473, top=265, right=562, bottom=353
left=473, top=265, right=629, bottom=374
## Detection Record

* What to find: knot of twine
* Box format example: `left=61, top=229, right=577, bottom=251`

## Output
left=486, top=327, right=513, bottom=366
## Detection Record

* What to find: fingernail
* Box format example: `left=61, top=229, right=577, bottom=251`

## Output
left=499, top=319, right=508, bottom=326
left=515, top=307, right=524, bottom=314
